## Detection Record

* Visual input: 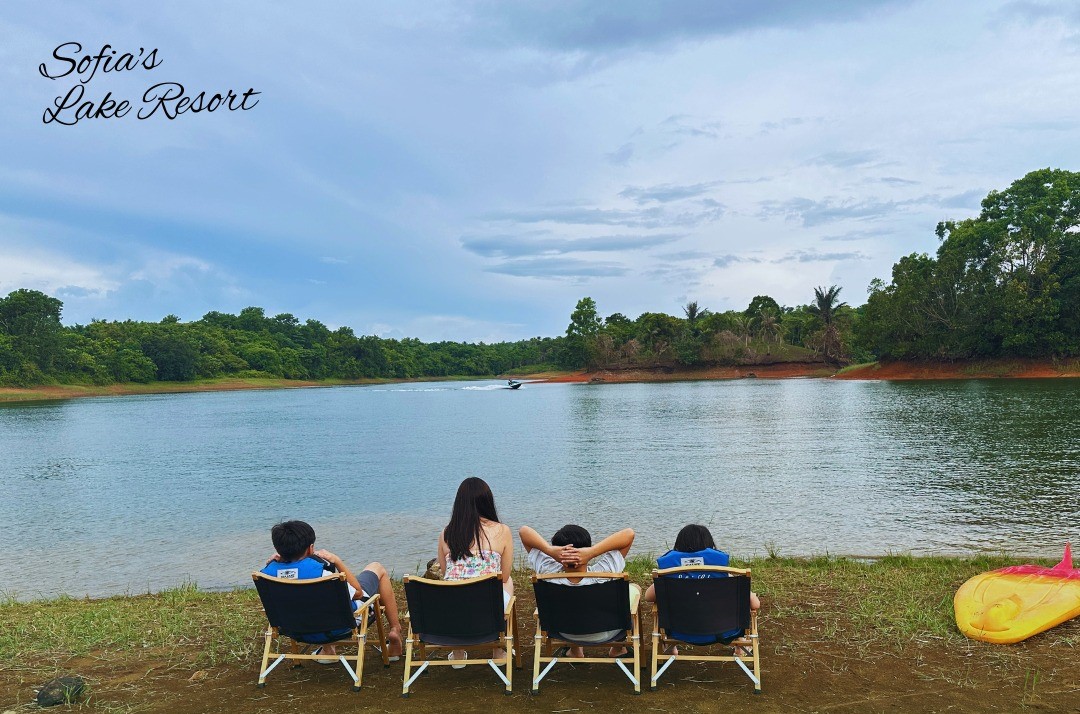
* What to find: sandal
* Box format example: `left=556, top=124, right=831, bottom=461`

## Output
left=310, top=646, right=337, bottom=665
left=447, top=650, right=467, bottom=669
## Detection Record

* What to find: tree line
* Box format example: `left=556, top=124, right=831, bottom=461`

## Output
left=0, top=294, right=562, bottom=387
left=2, top=169, right=1077, bottom=387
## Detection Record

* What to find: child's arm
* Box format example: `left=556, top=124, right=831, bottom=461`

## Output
left=314, top=549, right=364, bottom=599
left=576, top=528, right=635, bottom=563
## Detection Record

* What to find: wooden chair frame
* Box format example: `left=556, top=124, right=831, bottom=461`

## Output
left=530, top=572, right=642, bottom=695
left=401, top=573, right=521, bottom=697
left=252, top=571, right=389, bottom=692
left=649, top=565, right=761, bottom=694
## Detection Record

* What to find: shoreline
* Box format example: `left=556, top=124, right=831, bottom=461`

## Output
left=535, top=356, right=1080, bottom=384
left=3, top=358, right=1080, bottom=403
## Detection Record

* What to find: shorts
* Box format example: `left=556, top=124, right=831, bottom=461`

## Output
left=357, top=569, right=380, bottom=601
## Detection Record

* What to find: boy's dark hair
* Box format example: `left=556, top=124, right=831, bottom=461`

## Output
left=674, top=523, right=716, bottom=552
left=271, top=520, right=316, bottom=562
left=552, top=524, right=591, bottom=549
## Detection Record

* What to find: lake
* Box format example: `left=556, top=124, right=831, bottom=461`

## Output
left=2, top=378, right=1078, bottom=599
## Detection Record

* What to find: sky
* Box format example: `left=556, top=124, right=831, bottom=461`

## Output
left=2, top=1, right=1079, bottom=342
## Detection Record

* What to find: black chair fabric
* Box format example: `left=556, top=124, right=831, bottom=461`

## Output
left=533, top=578, right=631, bottom=635
left=253, top=575, right=357, bottom=638
left=654, top=574, right=750, bottom=637
left=404, top=577, right=505, bottom=646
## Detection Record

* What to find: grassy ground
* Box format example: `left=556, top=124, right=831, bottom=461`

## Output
left=2, top=555, right=1076, bottom=712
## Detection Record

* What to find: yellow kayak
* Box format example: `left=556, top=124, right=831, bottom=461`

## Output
left=955, top=543, right=1080, bottom=644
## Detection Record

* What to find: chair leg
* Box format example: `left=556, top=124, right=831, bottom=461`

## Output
left=631, top=613, right=641, bottom=695
left=354, top=616, right=367, bottom=692
left=752, top=617, right=762, bottom=694
left=512, top=604, right=523, bottom=670
left=257, top=627, right=274, bottom=687
left=374, top=601, right=390, bottom=668
left=649, top=628, right=659, bottom=691
left=504, top=626, right=513, bottom=695
left=401, top=622, right=416, bottom=698
left=531, top=626, right=543, bottom=694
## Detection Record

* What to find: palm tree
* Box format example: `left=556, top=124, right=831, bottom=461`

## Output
left=809, top=285, right=847, bottom=361
left=809, top=285, right=846, bottom=326
left=731, top=314, right=752, bottom=347
left=757, top=309, right=781, bottom=344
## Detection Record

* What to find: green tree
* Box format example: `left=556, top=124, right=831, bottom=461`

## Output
left=0, top=289, right=65, bottom=373
left=562, top=297, right=602, bottom=368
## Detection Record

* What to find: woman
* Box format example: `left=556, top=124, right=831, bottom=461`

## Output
left=437, top=477, right=514, bottom=665
left=644, top=524, right=760, bottom=655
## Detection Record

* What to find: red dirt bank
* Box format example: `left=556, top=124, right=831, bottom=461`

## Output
left=536, top=358, right=1080, bottom=384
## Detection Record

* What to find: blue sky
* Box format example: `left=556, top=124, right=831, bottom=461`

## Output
left=2, top=1, right=1079, bottom=341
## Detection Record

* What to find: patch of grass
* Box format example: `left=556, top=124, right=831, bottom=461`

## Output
left=835, top=361, right=878, bottom=374
left=0, top=583, right=264, bottom=668
left=960, top=360, right=1019, bottom=377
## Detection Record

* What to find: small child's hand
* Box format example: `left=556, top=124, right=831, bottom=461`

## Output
left=265, top=553, right=281, bottom=565
left=315, top=549, right=341, bottom=567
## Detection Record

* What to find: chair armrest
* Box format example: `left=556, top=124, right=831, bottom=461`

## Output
left=356, top=592, right=381, bottom=613
left=504, top=595, right=517, bottom=617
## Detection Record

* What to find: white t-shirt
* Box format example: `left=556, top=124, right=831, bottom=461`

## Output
left=527, top=548, right=627, bottom=642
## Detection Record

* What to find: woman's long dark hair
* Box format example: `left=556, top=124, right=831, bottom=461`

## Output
left=444, top=477, right=500, bottom=562
left=674, top=524, right=716, bottom=552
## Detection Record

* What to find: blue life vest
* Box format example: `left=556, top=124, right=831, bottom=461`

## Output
left=261, top=557, right=357, bottom=643
left=655, top=548, right=739, bottom=643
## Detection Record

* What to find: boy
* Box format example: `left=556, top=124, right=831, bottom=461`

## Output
left=261, top=520, right=402, bottom=660
left=519, top=524, right=637, bottom=657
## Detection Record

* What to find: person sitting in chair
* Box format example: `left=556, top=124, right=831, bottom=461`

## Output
left=642, top=523, right=760, bottom=655
left=519, top=524, right=638, bottom=657
left=261, top=520, right=403, bottom=661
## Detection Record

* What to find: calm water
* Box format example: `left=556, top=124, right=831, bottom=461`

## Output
left=2, top=378, right=1079, bottom=599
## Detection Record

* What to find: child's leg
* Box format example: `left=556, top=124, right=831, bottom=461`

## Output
left=362, top=562, right=402, bottom=656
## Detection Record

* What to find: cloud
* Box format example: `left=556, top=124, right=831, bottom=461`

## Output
left=759, top=116, right=818, bottom=134
left=319, top=256, right=349, bottom=264
left=772, top=249, right=868, bottom=263
left=619, top=181, right=718, bottom=204
left=657, top=250, right=714, bottom=261
left=939, top=188, right=984, bottom=209
left=660, top=114, right=723, bottom=139
left=607, top=143, right=635, bottom=165
left=0, top=247, right=117, bottom=299
left=806, top=150, right=882, bottom=168
left=481, top=200, right=723, bottom=228
left=821, top=229, right=886, bottom=242
left=714, top=254, right=763, bottom=268
left=483, top=257, right=628, bottom=278
left=759, top=196, right=909, bottom=226
left=461, top=232, right=683, bottom=258
left=997, top=1, right=1080, bottom=25
left=471, top=0, right=913, bottom=53
left=876, top=176, right=920, bottom=186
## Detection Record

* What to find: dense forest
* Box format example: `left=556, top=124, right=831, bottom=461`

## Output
left=857, top=168, right=1080, bottom=359
left=1, top=169, right=1077, bottom=388
left=0, top=294, right=562, bottom=387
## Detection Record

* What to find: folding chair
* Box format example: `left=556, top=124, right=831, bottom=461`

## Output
left=400, top=573, right=521, bottom=697
left=252, top=571, right=389, bottom=691
left=530, top=572, right=641, bottom=695
left=649, top=565, right=761, bottom=693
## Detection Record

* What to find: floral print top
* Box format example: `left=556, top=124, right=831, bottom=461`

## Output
left=444, top=550, right=502, bottom=580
